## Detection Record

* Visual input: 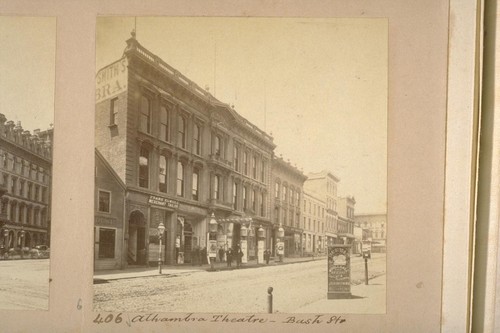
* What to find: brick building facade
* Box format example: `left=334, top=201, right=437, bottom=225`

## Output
left=94, top=33, right=276, bottom=269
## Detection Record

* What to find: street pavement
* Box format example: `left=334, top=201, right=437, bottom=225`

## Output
left=0, top=258, right=49, bottom=310
left=294, top=274, right=386, bottom=314
left=94, top=254, right=386, bottom=314
left=94, top=255, right=324, bottom=281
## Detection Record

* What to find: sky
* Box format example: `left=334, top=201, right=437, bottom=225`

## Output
left=0, top=17, right=56, bottom=132
left=97, top=17, right=387, bottom=214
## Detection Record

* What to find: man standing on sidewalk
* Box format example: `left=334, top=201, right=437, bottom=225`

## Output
left=236, top=245, right=242, bottom=268
left=226, top=248, right=233, bottom=267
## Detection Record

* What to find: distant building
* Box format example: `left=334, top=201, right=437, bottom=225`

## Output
left=354, top=213, right=386, bottom=253
left=302, top=190, right=326, bottom=254
left=304, top=170, right=341, bottom=245
left=270, top=154, right=306, bottom=256
left=0, top=115, right=53, bottom=251
left=337, top=196, right=356, bottom=245
left=94, top=33, right=276, bottom=269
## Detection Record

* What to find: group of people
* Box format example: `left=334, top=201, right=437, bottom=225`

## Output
left=224, top=246, right=244, bottom=268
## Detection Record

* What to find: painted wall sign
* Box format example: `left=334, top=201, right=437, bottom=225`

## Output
left=96, top=57, right=128, bottom=103
left=327, top=245, right=352, bottom=299
left=148, top=195, right=179, bottom=209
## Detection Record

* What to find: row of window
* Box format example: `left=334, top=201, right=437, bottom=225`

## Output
left=274, top=181, right=301, bottom=206
left=302, top=217, right=324, bottom=233
left=273, top=206, right=301, bottom=228
left=0, top=151, right=49, bottom=184
left=134, top=95, right=204, bottom=154
left=303, top=199, right=325, bottom=218
left=326, top=197, right=337, bottom=212
left=2, top=173, right=49, bottom=203
left=1, top=200, right=48, bottom=227
left=137, top=144, right=268, bottom=215
left=134, top=95, right=269, bottom=182
left=326, top=181, right=337, bottom=196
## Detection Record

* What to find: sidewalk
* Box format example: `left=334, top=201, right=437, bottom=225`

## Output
left=94, top=255, right=326, bottom=283
left=293, top=274, right=386, bottom=314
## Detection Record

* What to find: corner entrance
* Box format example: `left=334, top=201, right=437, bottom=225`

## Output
left=128, top=210, right=146, bottom=265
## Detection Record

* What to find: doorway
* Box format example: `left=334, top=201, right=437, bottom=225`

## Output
left=128, top=210, right=146, bottom=265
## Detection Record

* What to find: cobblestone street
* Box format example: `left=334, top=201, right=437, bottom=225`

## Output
left=94, top=254, right=386, bottom=313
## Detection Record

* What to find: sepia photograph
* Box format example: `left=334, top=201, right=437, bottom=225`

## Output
left=93, top=16, right=387, bottom=314
left=0, top=16, right=55, bottom=310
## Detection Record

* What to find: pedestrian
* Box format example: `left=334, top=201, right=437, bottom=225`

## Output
left=265, top=249, right=270, bottom=265
left=193, top=246, right=200, bottom=266
left=201, top=247, right=207, bottom=265
left=236, top=245, right=243, bottom=268
left=226, top=247, right=233, bottom=267
left=218, top=246, right=224, bottom=263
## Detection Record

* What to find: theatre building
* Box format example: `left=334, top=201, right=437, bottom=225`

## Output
left=0, top=115, right=52, bottom=252
left=94, top=33, right=275, bottom=269
left=270, top=155, right=306, bottom=256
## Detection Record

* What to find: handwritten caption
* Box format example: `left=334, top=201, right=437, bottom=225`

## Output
left=93, top=313, right=346, bottom=327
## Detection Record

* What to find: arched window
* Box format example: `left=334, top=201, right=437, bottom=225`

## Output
left=214, top=135, right=221, bottom=155
left=193, top=124, right=201, bottom=155
left=140, top=96, right=151, bottom=134
left=176, top=162, right=184, bottom=196
left=139, top=146, right=149, bottom=188
left=160, top=105, right=169, bottom=141
left=214, top=175, right=220, bottom=200
left=192, top=170, right=199, bottom=200
left=178, top=116, right=186, bottom=149
left=159, top=155, right=167, bottom=193
left=243, top=186, right=247, bottom=210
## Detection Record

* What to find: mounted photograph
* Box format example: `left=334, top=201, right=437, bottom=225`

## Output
left=93, top=16, right=387, bottom=314
left=0, top=16, right=55, bottom=310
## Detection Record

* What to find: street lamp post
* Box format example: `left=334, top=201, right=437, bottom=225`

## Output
left=240, top=223, right=248, bottom=264
left=208, top=213, right=218, bottom=271
left=157, top=222, right=165, bottom=274
left=20, top=230, right=25, bottom=259
left=277, top=223, right=284, bottom=262
left=257, top=225, right=264, bottom=264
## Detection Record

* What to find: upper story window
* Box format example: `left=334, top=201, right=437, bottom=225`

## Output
left=11, top=177, right=17, bottom=195
left=176, top=162, right=184, bottom=197
left=214, top=175, right=220, bottom=200
left=275, top=182, right=280, bottom=199
left=178, top=116, right=186, bottom=149
left=110, top=97, right=118, bottom=126
left=139, top=96, right=151, bottom=134
left=243, top=186, right=247, bottom=210
left=260, top=193, right=265, bottom=216
left=19, top=180, right=25, bottom=197
left=243, top=152, right=248, bottom=175
left=233, top=182, right=238, bottom=210
left=290, top=189, right=294, bottom=205
left=214, top=135, right=221, bottom=156
left=160, top=105, right=169, bottom=141
left=138, top=146, right=149, bottom=188
left=192, top=170, right=199, bottom=201
left=252, top=189, right=256, bottom=211
left=234, top=146, right=239, bottom=171
left=193, top=124, right=201, bottom=155
left=261, top=160, right=266, bottom=182
left=159, top=155, right=167, bottom=193
left=252, top=156, right=257, bottom=179
left=98, top=190, right=111, bottom=213
left=282, top=185, right=287, bottom=202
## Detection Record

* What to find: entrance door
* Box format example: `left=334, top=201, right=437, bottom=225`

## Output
left=128, top=210, right=146, bottom=265
left=232, top=223, right=241, bottom=250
